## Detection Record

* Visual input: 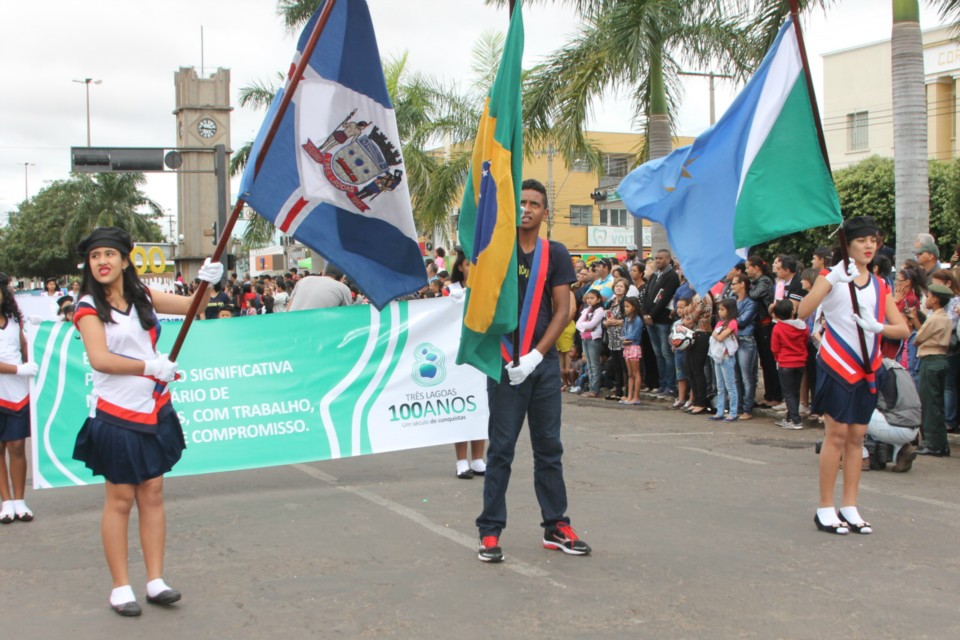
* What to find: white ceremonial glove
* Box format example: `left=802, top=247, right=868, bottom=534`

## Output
left=143, top=354, right=179, bottom=383
left=852, top=312, right=884, bottom=334
left=448, top=287, right=466, bottom=302
left=505, top=350, right=544, bottom=386
left=197, top=258, right=224, bottom=284
left=15, top=363, right=38, bottom=377
left=27, top=316, right=43, bottom=325
left=825, top=258, right=858, bottom=286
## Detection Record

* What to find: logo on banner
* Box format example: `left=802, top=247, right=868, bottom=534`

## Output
left=301, top=108, right=405, bottom=213
left=411, top=343, right=446, bottom=387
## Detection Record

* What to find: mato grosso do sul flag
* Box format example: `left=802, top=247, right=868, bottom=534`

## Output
left=618, top=17, right=841, bottom=296
left=456, top=2, right=524, bottom=380
left=239, top=0, right=426, bottom=309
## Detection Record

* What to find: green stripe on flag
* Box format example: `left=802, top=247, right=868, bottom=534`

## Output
left=733, top=76, right=841, bottom=248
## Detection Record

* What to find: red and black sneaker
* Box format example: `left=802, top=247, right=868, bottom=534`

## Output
left=478, top=535, right=504, bottom=563
left=543, top=522, right=591, bottom=555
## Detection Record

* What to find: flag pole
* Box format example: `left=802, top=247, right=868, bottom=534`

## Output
left=509, top=0, right=521, bottom=367
left=787, top=0, right=871, bottom=374
left=167, top=0, right=340, bottom=363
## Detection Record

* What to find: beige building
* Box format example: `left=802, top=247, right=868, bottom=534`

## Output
left=823, top=25, right=958, bottom=170
left=440, top=131, right=692, bottom=259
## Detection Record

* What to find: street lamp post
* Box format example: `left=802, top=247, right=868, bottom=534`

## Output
left=678, top=71, right=734, bottom=125
left=21, top=162, right=34, bottom=202
left=72, top=78, right=102, bottom=146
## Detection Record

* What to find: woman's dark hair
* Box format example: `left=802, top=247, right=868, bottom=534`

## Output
left=931, top=269, right=960, bottom=295
left=242, top=282, right=253, bottom=295
left=0, top=274, right=24, bottom=326
left=731, top=274, right=751, bottom=295
left=584, top=288, right=603, bottom=307
left=623, top=296, right=641, bottom=316
left=612, top=265, right=630, bottom=280
left=746, top=255, right=772, bottom=279
left=451, top=252, right=469, bottom=285
left=435, top=247, right=446, bottom=259
left=898, top=267, right=927, bottom=299
left=718, top=298, right=738, bottom=322
left=871, top=254, right=892, bottom=281
left=79, top=251, right=156, bottom=330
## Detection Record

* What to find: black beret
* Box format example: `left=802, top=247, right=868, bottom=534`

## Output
left=842, top=216, right=878, bottom=241
left=77, top=227, right=134, bottom=257
left=56, top=295, right=73, bottom=308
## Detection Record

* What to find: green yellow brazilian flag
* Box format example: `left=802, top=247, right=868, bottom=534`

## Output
left=456, top=2, right=524, bottom=380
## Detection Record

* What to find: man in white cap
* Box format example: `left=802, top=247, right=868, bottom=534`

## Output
left=623, top=244, right=639, bottom=270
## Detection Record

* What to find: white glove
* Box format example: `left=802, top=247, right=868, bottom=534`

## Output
left=143, top=354, right=179, bottom=382
left=825, top=258, right=858, bottom=286
left=15, top=363, right=38, bottom=377
left=448, top=287, right=466, bottom=302
left=505, top=350, right=543, bottom=386
left=197, top=258, right=224, bottom=284
left=853, top=312, right=884, bottom=334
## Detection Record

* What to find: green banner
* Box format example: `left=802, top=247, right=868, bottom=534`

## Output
left=30, top=299, right=488, bottom=488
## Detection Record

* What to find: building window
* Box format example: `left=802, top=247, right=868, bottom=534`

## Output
left=600, top=208, right=628, bottom=227
left=571, top=157, right=591, bottom=172
left=603, top=154, right=630, bottom=178
left=570, top=205, right=593, bottom=227
left=847, top=111, right=868, bottom=151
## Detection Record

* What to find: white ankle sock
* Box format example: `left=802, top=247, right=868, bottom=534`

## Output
left=456, top=459, right=470, bottom=474
left=13, top=499, right=29, bottom=514
left=146, top=578, right=171, bottom=598
left=0, top=501, right=13, bottom=516
left=110, top=585, right=136, bottom=606
left=839, top=506, right=865, bottom=526
left=470, top=458, right=486, bottom=473
left=817, top=507, right=842, bottom=527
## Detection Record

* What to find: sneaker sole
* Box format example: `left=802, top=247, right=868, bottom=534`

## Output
left=478, top=552, right=503, bottom=563
left=543, top=541, right=590, bottom=555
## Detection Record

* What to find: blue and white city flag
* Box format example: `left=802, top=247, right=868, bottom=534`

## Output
left=239, top=0, right=426, bottom=309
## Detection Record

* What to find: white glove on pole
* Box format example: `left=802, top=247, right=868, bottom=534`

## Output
left=505, top=350, right=543, bottom=386
left=197, top=258, right=224, bottom=284
left=15, top=363, right=38, bottom=377
left=448, top=287, right=466, bottom=302
left=825, top=258, right=858, bottom=286
left=853, top=312, right=884, bottom=334
left=143, top=354, right=179, bottom=382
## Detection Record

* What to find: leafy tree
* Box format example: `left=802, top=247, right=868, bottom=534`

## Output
left=61, top=173, right=165, bottom=252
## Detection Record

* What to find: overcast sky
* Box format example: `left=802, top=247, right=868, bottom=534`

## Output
left=0, top=0, right=947, bottom=231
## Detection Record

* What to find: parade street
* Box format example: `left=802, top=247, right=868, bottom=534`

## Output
left=6, top=395, right=959, bottom=640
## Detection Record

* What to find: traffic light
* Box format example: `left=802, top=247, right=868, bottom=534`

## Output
left=71, top=147, right=174, bottom=173
left=227, top=254, right=236, bottom=270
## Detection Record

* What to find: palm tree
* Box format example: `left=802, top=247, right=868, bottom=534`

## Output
left=62, top=173, right=164, bottom=251
left=892, top=0, right=929, bottom=264
left=492, top=0, right=754, bottom=252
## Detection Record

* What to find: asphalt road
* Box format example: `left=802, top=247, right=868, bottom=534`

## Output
left=4, top=395, right=959, bottom=639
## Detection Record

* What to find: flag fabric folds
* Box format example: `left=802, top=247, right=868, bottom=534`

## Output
left=455, top=4, right=525, bottom=380
left=618, top=18, right=841, bottom=296
left=239, top=0, right=425, bottom=309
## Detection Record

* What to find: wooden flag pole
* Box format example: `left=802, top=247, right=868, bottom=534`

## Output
left=509, top=0, right=521, bottom=367
left=168, top=0, right=340, bottom=363
left=788, top=0, right=871, bottom=374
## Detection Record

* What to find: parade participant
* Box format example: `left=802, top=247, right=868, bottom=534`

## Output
left=798, top=216, right=908, bottom=535
left=0, top=273, right=38, bottom=525
left=71, top=227, right=222, bottom=616
left=447, top=252, right=487, bottom=479
left=477, top=179, right=590, bottom=563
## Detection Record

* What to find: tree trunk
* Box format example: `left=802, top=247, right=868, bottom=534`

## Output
left=892, top=0, right=929, bottom=265
left=644, top=46, right=673, bottom=255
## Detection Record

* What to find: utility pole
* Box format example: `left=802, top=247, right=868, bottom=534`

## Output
left=21, top=162, right=34, bottom=202
left=73, top=78, right=102, bottom=146
left=678, top=71, right=733, bottom=125
left=544, top=144, right=556, bottom=239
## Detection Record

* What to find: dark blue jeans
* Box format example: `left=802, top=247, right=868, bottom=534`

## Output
left=477, top=359, right=570, bottom=537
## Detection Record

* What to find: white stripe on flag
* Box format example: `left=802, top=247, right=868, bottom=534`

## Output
left=737, top=26, right=803, bottom=200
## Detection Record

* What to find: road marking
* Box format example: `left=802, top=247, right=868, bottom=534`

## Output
left=678, top=447, right=767, bottom=466
left=291, top=463, right=565, bottom=587
left=615, top=432, right=716, bottom=438
left=859, top=483, right=960, bottom=511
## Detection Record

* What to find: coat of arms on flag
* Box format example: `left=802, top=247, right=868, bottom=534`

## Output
left=301, top=108, right=405, bottom=213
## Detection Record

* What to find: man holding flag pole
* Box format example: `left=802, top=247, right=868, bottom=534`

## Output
left=456, top=2, right=590, bottom=564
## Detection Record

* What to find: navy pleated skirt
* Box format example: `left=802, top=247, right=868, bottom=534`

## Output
left=0, top=407, right=30, bottom=442
left=812, top=362, right=882, bottom=426
left=73, top=411, right=186, bottom=485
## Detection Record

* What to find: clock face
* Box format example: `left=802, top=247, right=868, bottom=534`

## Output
left=197, top=118, right=217, bottom=139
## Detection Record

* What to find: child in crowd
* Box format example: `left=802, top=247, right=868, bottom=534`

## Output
left=576, top=289, right=605, bottom=398
left=771, top=299, right=809, bottom=429
left=799, top=268, right=821, bottom=420
left=621, top=296, right=643, bottom=405
left=671, top=298, right=691, bottom=409
left=0, top=273, right=38, bottom=524
left=708, top=298, right=739, bottom=422
left=217, top=305, right=238, bottom=319
left=915, top=283, right=954, bottom=456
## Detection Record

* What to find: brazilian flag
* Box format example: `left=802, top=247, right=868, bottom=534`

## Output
left=456, top=2, right=524, bottom=380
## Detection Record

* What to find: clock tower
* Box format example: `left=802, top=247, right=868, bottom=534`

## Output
left=173, top=67, right=232, bottom=279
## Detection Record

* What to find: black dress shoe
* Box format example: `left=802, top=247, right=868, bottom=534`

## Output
left=111, top=601, right=142, bottom=617
left=146, top=589, right=182, bottom=605
left=916, top=446, right=951, bottom=457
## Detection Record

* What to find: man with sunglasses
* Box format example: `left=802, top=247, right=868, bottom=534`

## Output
left=588, top=258, right=614, bottom=302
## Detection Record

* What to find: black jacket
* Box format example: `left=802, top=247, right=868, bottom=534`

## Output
left=642, top=266, right=680, bottom=324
